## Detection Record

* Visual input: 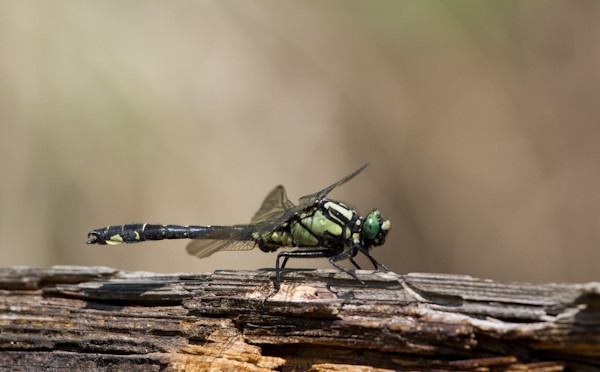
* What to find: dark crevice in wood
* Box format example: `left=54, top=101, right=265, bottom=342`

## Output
left=261, top=344, right=402, bottom=371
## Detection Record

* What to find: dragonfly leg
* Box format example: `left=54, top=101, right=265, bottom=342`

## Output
left=349, top=257, right=362, bottom=270
left=281, top=255, right=290, bottom=269
left=275, top=249, right=334, bottom=291
left=355, top=244, right=389, bottom=272
left=329, top=247, right=365, bottom=285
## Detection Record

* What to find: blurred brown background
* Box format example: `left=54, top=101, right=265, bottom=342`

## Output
left=1, top=1, right=598, bottom=283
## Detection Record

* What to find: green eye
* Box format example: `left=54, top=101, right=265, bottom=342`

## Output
left=363, top=211, right=382, bottom=240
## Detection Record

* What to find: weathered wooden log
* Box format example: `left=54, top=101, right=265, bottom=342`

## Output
left=0, top=265, right=598, bottom=371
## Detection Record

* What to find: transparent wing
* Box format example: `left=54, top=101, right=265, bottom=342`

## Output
left=185, top=220, right=282, bottom=259
left=187, top=164, right=369, bottom=259
left=248, top=164, right=370, bottom=233
left=250, top=185, right=295, bottom=224
left=298, top=163, right=369, bottom=207
left=185, top=224, right=257, bottom=258
left=186, top=238, right=256, bottom=258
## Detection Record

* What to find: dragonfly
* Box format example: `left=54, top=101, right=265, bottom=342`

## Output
left=87, top=164, right=391, bottom=291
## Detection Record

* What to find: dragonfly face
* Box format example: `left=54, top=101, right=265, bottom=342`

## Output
left=363, top=210, right=391, bottom=246
left=87, top=164, right=391, bottom=291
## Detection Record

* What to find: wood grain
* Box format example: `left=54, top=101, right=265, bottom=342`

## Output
left=1, top=266, right=598, bottom=371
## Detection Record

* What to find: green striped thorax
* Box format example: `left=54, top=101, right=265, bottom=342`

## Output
left=255, top=198, right=391, bottom=252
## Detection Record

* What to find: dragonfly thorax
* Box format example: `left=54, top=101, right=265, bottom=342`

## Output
left=255, top=198, right=390, bottom=253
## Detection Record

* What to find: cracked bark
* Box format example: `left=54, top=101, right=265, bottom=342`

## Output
left=0, top=266, right=598, bottom=371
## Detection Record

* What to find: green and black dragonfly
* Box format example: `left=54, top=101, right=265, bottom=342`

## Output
left=87, top=164, right=391, bottom=290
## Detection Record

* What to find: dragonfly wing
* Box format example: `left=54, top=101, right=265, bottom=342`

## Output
left=186, top=217, right=288, bottom=258
left=186, top=224, right=257, bottom=258
left=298, top=163, right=369, bottom=206
left=186, top=238, right=255, bottom=258
left=187, top=202, right=295, bottom=259
left=250, top=185, right=295, bottom=224
left=188, top=164, right=370, bottom=260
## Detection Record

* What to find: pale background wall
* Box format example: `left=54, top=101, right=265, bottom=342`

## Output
left=1, top=1, right=598, bottom=283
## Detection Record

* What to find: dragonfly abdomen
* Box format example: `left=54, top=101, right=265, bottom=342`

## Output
left=87, top=224, right=248, bottom=245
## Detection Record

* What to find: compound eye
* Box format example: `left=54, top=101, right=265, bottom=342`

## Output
left=363, top=210, right=382, bottom=240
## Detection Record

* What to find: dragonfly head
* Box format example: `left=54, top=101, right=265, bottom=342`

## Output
left=362, top=209, right=391, bottom=247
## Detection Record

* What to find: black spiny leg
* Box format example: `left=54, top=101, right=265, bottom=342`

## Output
left=355, top=243, right=389, bottom=272
left=274, top=249, right=333, bottom=291
left=280, top=248, right=337, bottom=270
left=348, top=247, right=362, bottom=270
left=329, top=247, right=365, bottom=285
left=349, top=257, right=362, bottom=270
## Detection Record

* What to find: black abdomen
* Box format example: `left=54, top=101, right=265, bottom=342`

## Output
left=86, top=224, right=248, bottom=245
